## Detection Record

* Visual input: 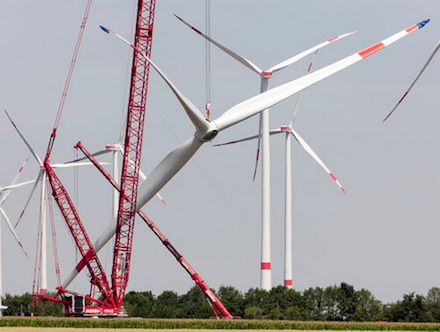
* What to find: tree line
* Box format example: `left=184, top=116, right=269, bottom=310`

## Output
left=4, top=283, right=440, bottom=322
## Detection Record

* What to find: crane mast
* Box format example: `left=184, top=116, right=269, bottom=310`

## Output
left=32, top=1, right=234, bottom=318
left=111, top=0, right=156, bottom=308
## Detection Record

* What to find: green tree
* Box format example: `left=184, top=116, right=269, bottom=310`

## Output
left=265, top=285, right=305, bottom=319
left=179, top=285, right=212, bottom=318
left=217, top=285, right=244, bottom=317
left=426, top=287, right=440, bottom=322
left=384, top=292, right=430, bottom=322
left=302, top=287, right=325, bottom=320
left=244, top=306, right=264, bottom=319
left=338, top=282, right=358, bottom=321
left=4, top=293, right=33, bottom=316
left=153, top=290, right=181, bottom=318
left=123, top=291, right=155, bottom=318
left=352, top=288, right=382, bottom=321
left=243, top=288, right=269, bottom=317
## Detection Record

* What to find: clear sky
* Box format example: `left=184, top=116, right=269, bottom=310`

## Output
left=0, top=0, right=439, bottom=305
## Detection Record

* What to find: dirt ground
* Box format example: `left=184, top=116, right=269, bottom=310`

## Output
left=0, top=329, right=302, bottom=332
left=0, top=329, right=320, bottom=332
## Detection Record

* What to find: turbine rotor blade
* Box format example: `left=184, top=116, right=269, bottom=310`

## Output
left=4, top=110, right=43, bottom=166
left=383, top=41, right=440, bottom=122
left=213, top=129, right=284, bottom=147
left=1, top=180, right=35, bottom=194
left=14, top=170, right=44, bottom=229
left=100, top=25, right=209, bottom=133
left=116, top=146, right=167, bottom=205
left=269, top=30, right=358, bottom=73
left=1, top=157, right=30, bottom=204
left=175, top=14, right=263, bottom=75
left=213, top=19, right=430, bottom=132
left=136, top=136, right=204, bottom=209
left=64, top=149, right=110, bottom=164
left=0, top=207, right=28, bottom=257
left=291, top=129, right=346, bottom=194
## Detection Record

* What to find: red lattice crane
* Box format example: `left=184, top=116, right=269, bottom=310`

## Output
left=31, top=0, right=156, bottom=316
left=22, top=0, right=234, bottom=318
left=111, top=0, right=155, bottom=309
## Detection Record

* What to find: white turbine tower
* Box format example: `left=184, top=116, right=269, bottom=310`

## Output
left=99, top=18, right=429, bottom=225
left=173, top=15, right=354, bottom=290
left=0, top=157, right=32, bottom=315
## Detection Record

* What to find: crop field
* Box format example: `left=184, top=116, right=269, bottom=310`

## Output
left=2, top=318, right=440, bottom=331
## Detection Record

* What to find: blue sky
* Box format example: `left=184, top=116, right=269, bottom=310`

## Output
left=0, top=0, right=439, bottom=304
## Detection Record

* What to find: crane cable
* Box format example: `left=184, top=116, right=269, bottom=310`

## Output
left=205, top=0, right=211, bottom=120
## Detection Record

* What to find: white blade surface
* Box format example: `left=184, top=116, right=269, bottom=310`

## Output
left=116, top=147, right=167, bottom=205
left=291, top=129, right=346, bottom=194
left=1, top=180, right=35, bottom=193
left=269, top=30, right=358, bottom=73
left=213, top=19, right=429, bottom=132
left=176, top=15, right=357, bottom=76
left=136, top=136, right=203, bottom=210
left=100, top=26, right=209, bottom=134
left=383, top=41, right=440, bottom=122
left=102, top=19, right=429, bottom=210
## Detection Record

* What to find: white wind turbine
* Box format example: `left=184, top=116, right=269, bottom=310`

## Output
left=4, top=109, right=102, bottom=295
left=0, top=157, right=33, bottom=315
left=48, top=17, right=431, bottom=295
left=175, top=15, right=355, bottom=289
left=214, top=85, right=346, bottom=287
left=99, top=18, right=429, bottom=225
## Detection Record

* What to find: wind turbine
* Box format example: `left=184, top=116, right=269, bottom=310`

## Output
left=99, top=17, right=429, bottom=231
left=175, top=15, right=355, bottom=290
left=214, top=85, right=346, bottom=287
left=4, top=110, right=102, bottom=295
left=383, top=41, right=440, bottom=122
left=0, top=157, right=32, bottom=315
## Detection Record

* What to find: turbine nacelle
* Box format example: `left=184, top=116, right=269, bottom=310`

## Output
left=196, top=122, right=219, bottom=142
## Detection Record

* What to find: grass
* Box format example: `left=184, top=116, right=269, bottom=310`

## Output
left=2, top=318, right=440, bottom=330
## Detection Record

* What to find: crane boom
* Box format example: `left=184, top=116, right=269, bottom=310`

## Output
left=111, top=0, right=156, bottom=308
left=44, top=162, right=114, bottom=306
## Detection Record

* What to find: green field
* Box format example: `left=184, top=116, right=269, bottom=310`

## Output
left=2, top=318, right=440, bottom=331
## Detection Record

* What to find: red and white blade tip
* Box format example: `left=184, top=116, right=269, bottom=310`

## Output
left=329, top=172, right=347, bottom=194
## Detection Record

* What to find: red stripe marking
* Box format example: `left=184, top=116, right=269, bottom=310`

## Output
left=358, top=42, right=385, bottom=59
left=192, top=27, right=203, bottom=35
left=284, top=280, right=293, bottom=286
left=261, top=262, right=271, bottom=270
left=398, top=91, right=409, bottom=103
left=328, top=36, right=338, bottom=43
left=405, top=24, right=417, bottom=33
left=329, top=172, right=337, bottom=181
